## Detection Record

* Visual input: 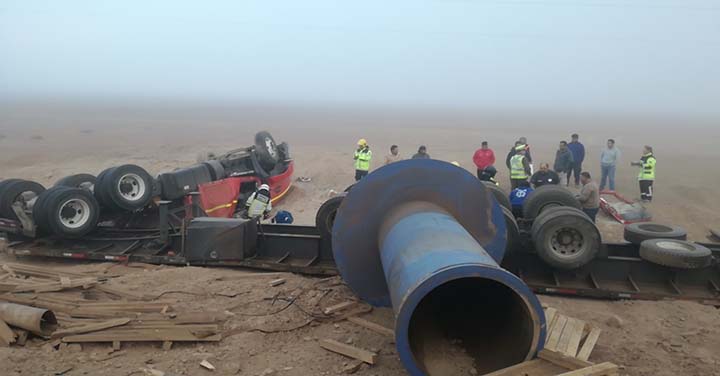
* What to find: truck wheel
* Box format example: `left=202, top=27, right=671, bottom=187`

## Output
left=639, top=239, right=711, bottom=269
left=501, top=206, right=520, bottom=256
left=0, top=180, right=46, bottom=221
left=33, top=186, right=66, bottom=232
left=254, top=131, right=279, bottom=172
left=523, top=185, right=581, bottom=219
left=202, top=160, right=226, bottom=181
left=54, top=174, right=96, bottom=192
left=316, top=195, right=346, bottom=239
left=38, top=187, right=100, bottom=238
left=531, top=206, right=600, bottom=270
left=624, top=223, right=687, bottom=245
left=96, top=165, right=153, bottom=211
left=482, top=182, right=512, bottom=211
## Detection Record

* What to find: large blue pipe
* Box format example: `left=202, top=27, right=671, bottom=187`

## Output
left=332, top=159, right=546, bottom=375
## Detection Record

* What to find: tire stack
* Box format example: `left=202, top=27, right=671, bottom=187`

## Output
left=0, top=179, right=46, bottom=221
left=624, top=223, right=712, bottom=269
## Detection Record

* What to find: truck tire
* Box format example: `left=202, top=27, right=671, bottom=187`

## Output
left=316, top=195, right=346, bottom=239
left=482, top=182, right=512, bottom=211
left=54, top=174, right=96, bottom=192
left=624, top=222, right=687, bottom=245
left=501, top=206, right=520, bottom=256
left=33, top=186, right=67, bottom=232
left=531, top=206, right=600, bottom=270
left=0, top=179, right=46, bottom=221
left=37, top=187, right=100, bottom=238
left=639, top=239, right=712, bottom=269
left=202, top=160, right=226, bottom=181
left=523, top=185, right=581, bottom=219
left=95, top=165, right=153, bottom=211
left=254, top=131, right=279, bottom=172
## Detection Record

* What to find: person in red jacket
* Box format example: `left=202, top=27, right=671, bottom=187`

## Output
left=473, top=141, right=496, bottom=179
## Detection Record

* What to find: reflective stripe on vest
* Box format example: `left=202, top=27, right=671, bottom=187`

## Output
left=510, top=155, right=528, bottom=179
left=248, top=193, right=270, bottom=217
left=355, top=149, right=372, bottom=171
left=638, top=155, right=656, bottom=180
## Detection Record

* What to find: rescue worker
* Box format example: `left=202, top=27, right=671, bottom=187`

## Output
left=244, top=184, right=272, bottom=219
left=354, top=139, right=372, bottom=181
left=530, top=163, right=561, bottom=188
left=631, top=145, right=656, bottom=202
left=478, top=165, right=500, bottom=186
left=506, top=139, right=533, bottom=173
left=473, top=141, right=495, bottom=179
left=509, top=179, right=533, bottom=218
left=509, top=144, right=531, bottom=189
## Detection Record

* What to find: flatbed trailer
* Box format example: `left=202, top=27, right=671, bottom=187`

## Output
left=4, top=219, right=720, bottom=305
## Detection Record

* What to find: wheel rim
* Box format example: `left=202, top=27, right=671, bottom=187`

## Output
left=79, top=181, right=95, bottom=193
left=547, top=227, right=586, bottom=259
left=117, top=173, right=146, bottom=202
left=13, top=191, right=40, bottom=211
left=58, top=198, right=91, bottom=229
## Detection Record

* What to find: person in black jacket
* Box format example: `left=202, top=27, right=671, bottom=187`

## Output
left=553, top=141, right=575, bottom=185
left=530, top=163, right=561, bottom=188
left=505, top=140, right=533, bottom=170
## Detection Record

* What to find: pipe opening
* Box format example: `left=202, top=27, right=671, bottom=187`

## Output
left=408, top=277, right=535, bottom=375
left=41, top=310, right=58, bottom=336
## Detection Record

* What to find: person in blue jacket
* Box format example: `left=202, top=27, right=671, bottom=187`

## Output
left=509, top=179, right=534, bottom=217
left=567, top=134, right=586, bottom=187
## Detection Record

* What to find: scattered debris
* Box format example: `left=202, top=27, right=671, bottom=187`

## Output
left=323, top=301, right=357, bottom=315
left=269, top=278, right=286, bottom=287
left=319, top=339, right=377, bottom=365
left=200, top=359, right=216, bottom=371
left=346, top=316, right=394, bottom=338
left=297, top=177, right=312, bottom=182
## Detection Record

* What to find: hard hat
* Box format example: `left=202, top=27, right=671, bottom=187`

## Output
left=451, top=161, right=460, bottom=167
left=259, top=184, right=270, bottom=191
left=515, top=144, right=527, bottom=152
left=357, top=139, right=368, bottom=146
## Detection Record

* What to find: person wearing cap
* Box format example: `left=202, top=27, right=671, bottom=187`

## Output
left=473, top=141, right=496, bottom=179
left=631, top=145, right=656, bottom=202
left=412, top=145, right=431, bottom=159
left=354, top=139, right=372, bottom=181
left=509, top=144, right=531, bottom=189
left=506, top=138, right=533, bottom=172
left=244, top=183, right=272, bottom=219
left=478, top=165, right=500, bottom=185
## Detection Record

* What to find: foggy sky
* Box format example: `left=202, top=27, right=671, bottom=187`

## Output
left=1, top=1, right=719, bottom=116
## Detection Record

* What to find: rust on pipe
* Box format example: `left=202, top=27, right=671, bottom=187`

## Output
left=0, top=302, right=58, bottom=337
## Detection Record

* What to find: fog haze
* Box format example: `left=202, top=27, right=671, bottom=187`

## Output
left=2, top=1, right=719, bottom=118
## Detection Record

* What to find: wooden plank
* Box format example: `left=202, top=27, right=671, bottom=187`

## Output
left=0, top=318, right=17, bottom=346
left=52, top=318, right=132, bottom=338
left=62, top=328, right=222, bottom=343
left=538, top=349, right=593, bottom=370
left=323, top=301, right=357, bottom=315
left=483, top=359, right=548, bottom=376
left=319, top=339, right=377, bottom=364
left=564, top=319, right=586, bottom=357
left=577, top=327, right=602, bottom=361
left=13, top=329, right=28, bottom=346
left=268, top=278, right=286, bottom=287
left=556, top=362, right=618, bottom=376
left=347, top=317, right=394, bottom=337
left=544, top=307, right=558, bottom=333
left=544, top=315, right=567, bottom=351
left=95, top=284, right=152, bottom=301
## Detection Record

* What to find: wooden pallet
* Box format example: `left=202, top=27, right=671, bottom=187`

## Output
left=486, top=308, right=618, bottom=376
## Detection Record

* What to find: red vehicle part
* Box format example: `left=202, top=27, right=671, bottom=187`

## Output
left=196, top=161, right=294, bottom=218
left=599, top=190, right=651, bottom=224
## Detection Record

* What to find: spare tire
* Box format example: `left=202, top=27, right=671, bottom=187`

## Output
left=54, top=174, right=96, bottom=192
left=36, top=187, right=100, bottom=238
left=639, top=239, right=712, bottom=269
left=202, top=160, right=226, bottom=181
left=501, top=206, right=520, bottom=256
left=95, top=165, right=153, bottom=211
left=531, top=206, right=601, bottom=270
left=316, top=195, right=346, bottom=239
left=482, top=182, right=512, bottom=211
left=523, top=185, right=581, bottom=219
left=0, top=179, right=46, bottom=221
left=254, top=131, right=279, bottom=172
left=624, top=222, right=687, bottom=245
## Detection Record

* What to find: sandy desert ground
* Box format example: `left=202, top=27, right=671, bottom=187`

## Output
left=0, top=102, right=719, bottom=375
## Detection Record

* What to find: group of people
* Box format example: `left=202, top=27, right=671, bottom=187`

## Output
left=353, top=140, right=431, bottom=181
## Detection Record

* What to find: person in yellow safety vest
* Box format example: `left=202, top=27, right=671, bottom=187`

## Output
left=510, top=145, right=532, bottom=190
left=245, top=184, right=272, bottom=219
left=354, top=139, right=372, bottom=181
left=631, top=145, right=656, bottom=202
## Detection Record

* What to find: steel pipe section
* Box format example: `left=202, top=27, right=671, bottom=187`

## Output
left=332, top=159, right=546, bottom=375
